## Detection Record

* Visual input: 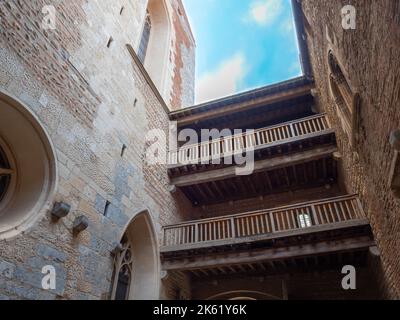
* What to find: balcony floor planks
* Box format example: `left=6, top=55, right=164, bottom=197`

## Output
left=171, top=144, right=337, bottom=187
left=161, top=234, right=374, bottom=272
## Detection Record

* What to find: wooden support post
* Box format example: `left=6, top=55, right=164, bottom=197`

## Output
left=310, top=204, right=319, bottom=225
left=194, top=223, right=199, bottom=243
left=270, top=213, right=276, bottom=232
left=289, top=123, right=295, bottom=137
left=230, top=218, right=236, bottom=238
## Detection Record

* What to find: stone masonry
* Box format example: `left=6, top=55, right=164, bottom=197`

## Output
left=0, top=0, right=195, bottom=300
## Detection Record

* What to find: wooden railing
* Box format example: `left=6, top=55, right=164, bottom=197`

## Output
left=168, top=114, right=331, bottom=166
left=162, top=195, right=366, bottom=248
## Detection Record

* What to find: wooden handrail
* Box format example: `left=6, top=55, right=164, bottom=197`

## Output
left=164, top=194, right=357, bottom=227
left=176, top=113, right=329, bottom=151
left=168, top=114, right=331, bottom=165
left=162, top=195, right=365, bottom=247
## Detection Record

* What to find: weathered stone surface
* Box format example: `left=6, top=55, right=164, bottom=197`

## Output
left=0, top=0, right=194, bottom=300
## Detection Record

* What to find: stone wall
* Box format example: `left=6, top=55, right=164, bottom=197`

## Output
left=0, top=0, right=195, bottom=300
left=301, top=0, right=400, bottom=298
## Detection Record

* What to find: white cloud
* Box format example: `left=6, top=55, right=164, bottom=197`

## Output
left=196, top=53, right=247, bottom=103
left=281, top=17, right=294, bottom=33
left=248, top=0, right=283, bottom=26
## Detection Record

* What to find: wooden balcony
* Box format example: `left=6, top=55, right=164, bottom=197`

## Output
left=168, top=113, right=332, bottom=169
left=162, top=194, right=365, bottom=250
left=168, top=114, right=337, bottom=206
left=161, top=195, right=374, bottom=275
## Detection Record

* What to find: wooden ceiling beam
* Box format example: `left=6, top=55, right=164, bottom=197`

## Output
left=175, top=85, right=314, bottom=126
left=162, top=236, right=375, bottom=271
left=171, top=145, right=337, bottom=187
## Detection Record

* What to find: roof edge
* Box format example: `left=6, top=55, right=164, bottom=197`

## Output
left=170, top=75, right=314, bottom=119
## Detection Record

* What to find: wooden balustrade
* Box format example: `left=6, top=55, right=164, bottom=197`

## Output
left=168, top=114, right=331, bottom=166
left=162, top=195, right=365, bottom=248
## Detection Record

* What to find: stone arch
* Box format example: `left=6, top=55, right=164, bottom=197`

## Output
left=0, top=90, right=58, bottom=240
left=207, top=290, right=282, bottom=301
left=111, top=210, right=160, bottom=300
left=141, top=0, right=172, bottom=97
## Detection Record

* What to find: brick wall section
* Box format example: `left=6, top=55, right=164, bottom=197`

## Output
left=0, top=0, right=101, bottom=128
left=169, top=0, right=196, bottom=110
left=301, top=0, right=400, bottom=298
left=0, top=0, right=194, bottom=300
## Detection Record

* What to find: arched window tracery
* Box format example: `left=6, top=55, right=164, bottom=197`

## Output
left=112, top=237, right=134, bottom=300
left=0, top=143, right=12, bottom=203
left=327, top=50, right=360, bottom=146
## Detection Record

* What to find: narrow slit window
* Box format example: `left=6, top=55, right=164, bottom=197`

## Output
left=107, top=36, right=114, bottom=48
left=104, top=201, right=111, bottom=216
left=121, top=144, right=127, bottom=157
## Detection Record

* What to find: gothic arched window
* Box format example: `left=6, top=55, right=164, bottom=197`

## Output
left=110, top=212, right=159, bottom=300
left=327, top=51, right=360, bottom=146
left=111, top=237, right=134, bottom=300
left=137, top=0, right=171, bottom=96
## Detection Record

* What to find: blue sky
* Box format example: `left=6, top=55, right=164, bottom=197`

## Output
left=182, top=0, right=302, bottom=103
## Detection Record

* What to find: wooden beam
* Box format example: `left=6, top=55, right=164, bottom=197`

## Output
left=162, top=236, right=375, bottom=271
left=191, top=270, right=201, bottom=277
left=211, top=181, right=224, bottom=198
left=171, top=145, right=337, bottom=187
left=199, top=269, right=209, bottom=276
left=0, top=168, right=13, bottom=175
left=217, top=267, right=227, bottom=274
left=192, top=184, right=208, bottom=203
left=175, top=85, right=314, bottom=126
left=248, top=264, right=256, bottom=271
left=263, top=171, right=273, bottom=190
left=228, top=266, right=237, bottom=273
